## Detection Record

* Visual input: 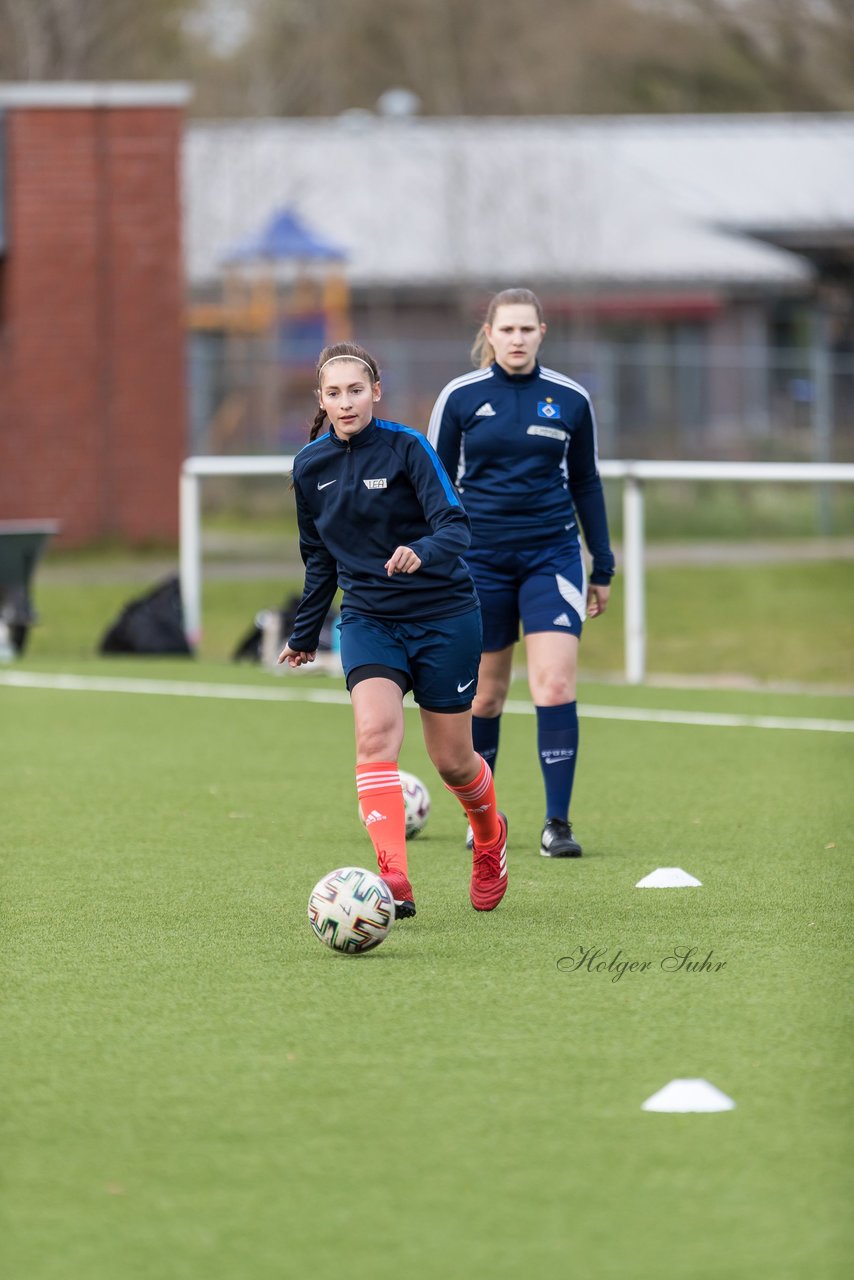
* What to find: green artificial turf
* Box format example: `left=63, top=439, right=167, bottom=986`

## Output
left=2, top=669, right=852, bottom=1278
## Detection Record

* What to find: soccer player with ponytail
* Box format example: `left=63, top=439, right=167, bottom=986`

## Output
left=428, top=289, right=615, bottom=859
left=279, top=342, right=508, bottom=917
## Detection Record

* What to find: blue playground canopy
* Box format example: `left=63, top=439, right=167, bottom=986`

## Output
left=222, top=207, right=347, bottom=264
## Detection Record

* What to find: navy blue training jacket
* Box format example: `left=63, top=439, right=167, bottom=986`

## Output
left=287, top=418, right=478, bottom=653
left=427, top=362, right=615, bottom=585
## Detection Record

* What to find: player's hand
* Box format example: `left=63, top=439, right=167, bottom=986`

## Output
left=587, top=583, right=611, bottom=618
left=385, top=545, right=422, bottom=576
left=277, top=644, right=316, bottom=667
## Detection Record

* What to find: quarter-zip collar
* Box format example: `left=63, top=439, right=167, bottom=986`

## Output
left=328, top=418, right=379, bottom=449
left=490, top=360, right=542, bottom=386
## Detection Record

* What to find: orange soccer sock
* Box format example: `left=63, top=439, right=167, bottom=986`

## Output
left=445, top=756, right=501, bottom=848
left=356, top=762, right=408, bottom=875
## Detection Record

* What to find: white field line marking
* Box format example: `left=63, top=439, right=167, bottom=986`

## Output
left=2, top=671, right=854, bottom=734
left=0, top=670, right=353, bottom=705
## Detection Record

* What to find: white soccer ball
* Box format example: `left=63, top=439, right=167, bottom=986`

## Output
left=307, top=866, right=394, bottom=954
left=399, top=770, right=431, bottom=838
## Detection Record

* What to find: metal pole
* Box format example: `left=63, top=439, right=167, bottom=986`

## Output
left=179, top=468, right=201, bottom=647
left=623, top=475, right=646, bottom=684
left=811, top=305, right=834, bottom=535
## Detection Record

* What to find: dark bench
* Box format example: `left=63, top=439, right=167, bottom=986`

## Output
left=0, top=521, right=60, bottom=657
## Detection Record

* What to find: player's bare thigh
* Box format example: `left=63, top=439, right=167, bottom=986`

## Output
left=351, top=678, right=406, bottom=762
left=524, top=631, right=579, bottom=704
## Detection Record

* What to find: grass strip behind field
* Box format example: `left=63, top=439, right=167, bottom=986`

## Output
left=24, top=558, right=854, bottom=685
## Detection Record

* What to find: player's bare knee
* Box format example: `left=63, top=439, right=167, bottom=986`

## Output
left=473, top=690, right=506, bottom=718
left=430, top=750, right=473, bottom=788
left=355, top=723, right=399, bottom=760
left=532, top=674, right=575, bottom=705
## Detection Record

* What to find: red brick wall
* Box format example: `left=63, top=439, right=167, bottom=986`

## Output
left=0, top=97, right=186, bottom=546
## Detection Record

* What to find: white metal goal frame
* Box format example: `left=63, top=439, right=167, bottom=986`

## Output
left=180, top=456, right=854, bottom=684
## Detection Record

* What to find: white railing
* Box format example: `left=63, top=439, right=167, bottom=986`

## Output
left=180, top=456, right=854, bottom=684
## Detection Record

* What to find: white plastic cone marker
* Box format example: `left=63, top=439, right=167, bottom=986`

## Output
left=641, top=1079, right=735, bottom=1113
left=635, top=867, right=702, bottom=888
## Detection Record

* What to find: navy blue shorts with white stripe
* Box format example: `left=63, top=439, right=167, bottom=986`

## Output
left=464, top=540, right=587, bottom=651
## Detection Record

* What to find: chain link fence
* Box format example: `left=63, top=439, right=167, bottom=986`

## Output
left=188, top=333, right=854, bottom=465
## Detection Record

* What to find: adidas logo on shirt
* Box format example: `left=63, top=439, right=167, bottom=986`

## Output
left=474, top=403, right=496, bottom=416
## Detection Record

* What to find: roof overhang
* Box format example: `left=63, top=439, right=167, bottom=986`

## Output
left=741, top=225, right=854, bottom=280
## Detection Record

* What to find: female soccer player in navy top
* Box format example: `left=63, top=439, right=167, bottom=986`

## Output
left=428, top=289, right=615, bottom=859
left=278, top=341, right=508, bottom=917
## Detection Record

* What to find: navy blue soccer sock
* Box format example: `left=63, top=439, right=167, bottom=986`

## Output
left=536, top=702, right=579, bottom=821
left=472, top=714, right=501, bottom=775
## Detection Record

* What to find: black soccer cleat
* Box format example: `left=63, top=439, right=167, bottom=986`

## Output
left=540, top=817, right=583, bottom=858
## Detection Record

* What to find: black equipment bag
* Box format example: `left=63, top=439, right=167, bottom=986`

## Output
left=99, top=576, right=193, bottom=656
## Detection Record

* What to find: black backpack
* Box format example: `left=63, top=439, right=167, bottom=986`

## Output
left=99, top=576, right=193, bottom=656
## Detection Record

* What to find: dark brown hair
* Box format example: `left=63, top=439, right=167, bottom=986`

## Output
left=471, top=288, right=545, bottom=368
left=309, top=341, right=382, bottom=441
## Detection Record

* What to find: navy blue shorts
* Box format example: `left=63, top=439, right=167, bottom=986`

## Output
left=339, top=607, right=482, bottom=711
left=464, top=540, right=587, bottom=652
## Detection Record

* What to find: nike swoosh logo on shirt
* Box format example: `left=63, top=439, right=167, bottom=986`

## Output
left=457, top=678, right=475, bottom=693
left=317, top=480, right=337, bottom=490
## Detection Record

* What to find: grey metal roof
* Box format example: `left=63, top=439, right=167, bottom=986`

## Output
left=183, top=114, right=854, bottom=290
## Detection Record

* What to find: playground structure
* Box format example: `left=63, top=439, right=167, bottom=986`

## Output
left=187, top=208, right=350, bottom=455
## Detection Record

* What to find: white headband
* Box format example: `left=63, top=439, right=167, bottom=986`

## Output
left=319, top=355, right=375, bottom=378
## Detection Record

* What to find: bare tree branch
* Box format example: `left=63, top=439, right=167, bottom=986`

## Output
left=1, top=0, right=851, bottom=113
